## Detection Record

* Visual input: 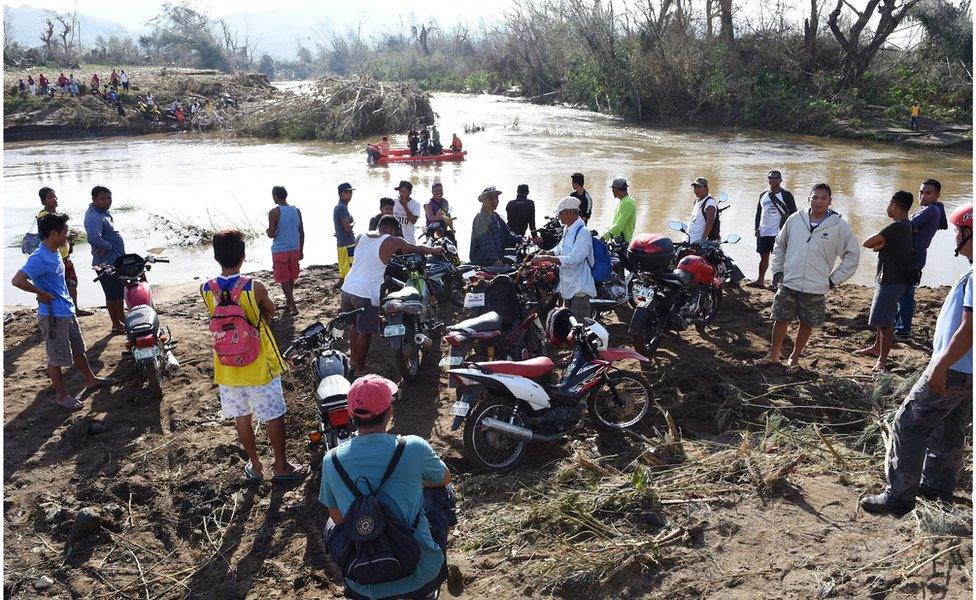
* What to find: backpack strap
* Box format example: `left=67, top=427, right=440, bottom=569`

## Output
left=376, top=437, right=407, bottom=492
left=329, top=437, right=407, bottom=499
left=206, top=278, right=222, bottom=298
left=331, top=450, right=364, bottom=499
left=229, top=276, right=251, bottom=303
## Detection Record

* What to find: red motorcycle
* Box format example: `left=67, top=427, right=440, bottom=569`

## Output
left=627, top=226, right=735, bottom=358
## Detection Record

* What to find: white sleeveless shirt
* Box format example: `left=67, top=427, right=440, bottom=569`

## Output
left=341, top=233, right=389, bottom=306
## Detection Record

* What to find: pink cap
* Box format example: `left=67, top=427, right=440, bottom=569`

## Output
left=347, top=374, right=398, bottom=419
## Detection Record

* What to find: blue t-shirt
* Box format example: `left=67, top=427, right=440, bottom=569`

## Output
left=930, top=268, right=973, bottom=374
left=910, top=202, right=946, bottom=267
left=333, top=202, right=356, bottom=247
left=22, top=244, right=74, bottom=317
left=84, top=205, right=126, bottom=267
left=319, top=434, right=447, bottom=598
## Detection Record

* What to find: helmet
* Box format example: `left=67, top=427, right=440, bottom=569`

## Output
left=585, top=319, right=609, bottom=351
left=950, top=202, right=973, bottom=229
left=546, top=307, right=574, bottom=346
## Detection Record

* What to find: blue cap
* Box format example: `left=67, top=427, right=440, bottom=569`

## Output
left=338, top=182, right=354, bottom=193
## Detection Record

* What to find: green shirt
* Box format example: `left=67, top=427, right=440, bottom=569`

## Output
left=604, top=194, right=636, bottom=242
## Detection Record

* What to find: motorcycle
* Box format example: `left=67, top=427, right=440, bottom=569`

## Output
left=447, top=315, right=652, bottom=472
left=589, top=236, right=631, bottom=320
left=627, top=229, right=741, bottom=358
left=93, top=250, right=177, bottom=399
left=380, top=253, right=443, bottom=382
left=282, top=309, right=364, bottom=451
left=421, top=225, right=470, bottom=308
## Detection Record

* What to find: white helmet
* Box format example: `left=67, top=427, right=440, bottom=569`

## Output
left=585, top=319, right=609, bottom=351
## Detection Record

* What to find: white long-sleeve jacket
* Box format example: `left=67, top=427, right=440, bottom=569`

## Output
left=771, top=210, right=861, bottom=295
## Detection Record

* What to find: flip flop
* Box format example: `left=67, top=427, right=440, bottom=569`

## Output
left=785, top=360, right=802, bottom=374
left=84, top=377, right=117, bottom=391
left=52, top=396, right=84, bottom=410
left=272, top=464, right=310, bottom=483
left=243, top=462, right=264, bottom=482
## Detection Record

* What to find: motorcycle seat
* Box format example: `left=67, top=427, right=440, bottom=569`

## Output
left=657, top=271, right=693, bottom=287
left=476, top=356, right=555, bottom=378
left=384, top=285, right=422, bottom=302
left=316, top=374, right=351, bottom=402
left=125, top=305, right=158, bottom=335
left=447, top=311, right=502, bottom=333
left=477, top=266, right=514, bottom=274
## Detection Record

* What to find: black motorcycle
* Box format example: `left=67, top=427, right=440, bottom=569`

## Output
left=283, top=309, right=364, bottom=451
left=381, top=253, right=443, bottom=382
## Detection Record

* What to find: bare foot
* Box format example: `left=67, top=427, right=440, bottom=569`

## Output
left=745, top=280, right=766, bottom=289
left=272, top=463, right=310, bottom=481
left=754, top=357, right=780, bottom=367
left=853, top=346, right=881, bottom=358
left=872, top=361, right=888, bottom=372
left=84, top=376, right=116, bottom=391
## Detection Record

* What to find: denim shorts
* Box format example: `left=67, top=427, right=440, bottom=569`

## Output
left=868, top=283, right=908, bottom=328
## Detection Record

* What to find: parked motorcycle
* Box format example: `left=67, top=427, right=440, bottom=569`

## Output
left=627, top=229, right=740, bottom=358
left=421, top=225, right=471, bottom=308
left=283, top=309, right=364, bottom=450
left=93, top=251, right=176, bottom=399
left=381, top=253, right=443, bottom=382
left=589, top=236, right=631, bottom=320
left=447, top=314, right=652, bottom=472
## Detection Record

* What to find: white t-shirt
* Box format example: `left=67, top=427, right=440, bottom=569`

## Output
left=758, top=191, right=788, bottom=237
left=688, top=196, right=717, bottom=242
left=393, top=198, right=422, bottom=244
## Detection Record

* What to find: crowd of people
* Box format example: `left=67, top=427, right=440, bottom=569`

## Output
left=12, top=170, right=972, bottom=598
left=16, top=68, right=131, bottom=100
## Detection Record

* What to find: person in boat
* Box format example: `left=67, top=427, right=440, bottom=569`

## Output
left=378, top=136, right=390, bottom=157
left=419, top=126, right=431, bottom=155
left=408, top=127, right=420, bottom=156
left=450, top=133, right=462, bottom=153
left=431, top=126, right=442, bottom=154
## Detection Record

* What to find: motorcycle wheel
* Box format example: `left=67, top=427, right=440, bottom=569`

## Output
left=446, top=275, right=466, bottom=308
left=587, top=371, right=652, bottom=430
left=696, top=287, right=723, bottom=333
left=396, top=320, right=422, bottom=383
left=141, top=358, right=164, bottom=400
left=632, top=322, right=663, bottom=360
left=463, top=397, right=527, bottom=472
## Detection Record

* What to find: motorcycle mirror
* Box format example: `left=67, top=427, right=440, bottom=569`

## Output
left=146, top=246, right=166, bottom=255
left=725, top=234, right=741, bottom=244
left=717, top=192, right=729, bottom=203
left=668, top=220, right=686, bottom=232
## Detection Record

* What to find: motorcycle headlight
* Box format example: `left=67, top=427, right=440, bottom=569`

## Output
left=383, top=299, right=403, bottom=314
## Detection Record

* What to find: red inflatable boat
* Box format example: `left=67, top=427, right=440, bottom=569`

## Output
left=366, top=144, right=466, bottom=165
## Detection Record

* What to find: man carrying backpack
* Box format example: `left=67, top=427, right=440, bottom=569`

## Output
left=321, top=375, right=456, bottom=600
left=533, top=197, right=597, bottom=320
left=201, top=230, right=309, bottom=483
left=749, top=171, right=797, bottom=288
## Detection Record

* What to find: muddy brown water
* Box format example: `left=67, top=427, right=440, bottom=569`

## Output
left=4, top=91, right=972, bottom=306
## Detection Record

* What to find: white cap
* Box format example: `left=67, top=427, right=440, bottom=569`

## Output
left=555, top=196, right=581, bottom=213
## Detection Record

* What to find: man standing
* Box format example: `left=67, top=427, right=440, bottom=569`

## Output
left=756, top=183, right=860, bottom=373
left=341, top=216, right=443, bottom=376
left=749, top=171, right=797, bottom=288
left=266, top=186, right=304, bottom=315
left=333, top=183, right=356, bottom=289
left=854, top=191, right=915, bottom=372
left=321, top=375, right=455, bottom=600
left=37, top=187, right=93, bottom=316
left=910, top=101, right=921, bottom=131
left=505, top=183, right=537, bottom=238
left=601, top=178, right=636, bottom=243
left=393, top=180, right=421, bottom=245
left=894, top=179, right=948, bottom=339
left=570, top=173, right=594, bottom=223
left=12, top=213, right=114, bottom=409
left=120, top=69, right=129, bottom=93
left=861, top=202, right=972, bottom=516
left=470, top=187, right=518, bottom=267
left=532, top=197, right=595, bottom=320
left=84, top=185, right=126, bottom=333
left=687, top=177, right=718, bottom=243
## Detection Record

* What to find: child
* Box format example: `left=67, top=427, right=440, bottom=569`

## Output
left=201, top=229, right=308, bottom=482
left=855, top=191, right=915, bottom=371
left=11, top=213, right=114, bottom=409
left=368, top=197, right=396, bottom=231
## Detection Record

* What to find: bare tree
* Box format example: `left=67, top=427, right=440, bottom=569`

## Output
left=705, top=0, right=716, bottom=39
left=39, top=18, right=56, bottom=57
left=802, top=0, right=820, bottom=68
left=3, top=7, right=13, bottom=53
left=827, top=0, right=923, bottom=86
left=49, top=10, right=79, bottom=56
left=718, top=0, right=734, bottom=44
left=412, top=22, right=436, bottom=55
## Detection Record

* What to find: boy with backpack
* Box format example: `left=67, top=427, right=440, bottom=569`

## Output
left=321, top=374, right=456, bottom=600
left=532, top=196, right=599, bottom=320
left=201, top=229, right=308, bottom=483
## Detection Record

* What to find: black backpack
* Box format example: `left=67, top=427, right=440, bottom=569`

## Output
left=702, top=197, right=721, bottom=241
left=331, top=438, right=422, bottom=585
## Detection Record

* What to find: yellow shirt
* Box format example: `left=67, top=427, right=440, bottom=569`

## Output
left=36, top=210, right=70, bottom=259
left=201, top=276, right=286, bottom=386
left=911, top=105, right=921, bottom=117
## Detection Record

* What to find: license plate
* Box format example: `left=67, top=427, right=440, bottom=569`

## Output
left=632, top=284, right=655, bottom=299
left=439, top=355, right=463, bottom=367
left=383, top=324, right=406, bottom=337
left=450, top=401, right=470, bottom=417
left=133, top=346, right=160, bottom=360
left=463, top=270, right=479, bottom=282
left=331, top=328, right=344, bottom=339
left=464, top=292, right=485, bottom=308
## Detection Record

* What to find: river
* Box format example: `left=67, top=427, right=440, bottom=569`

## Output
left=4, top=91, right=972, bottom=307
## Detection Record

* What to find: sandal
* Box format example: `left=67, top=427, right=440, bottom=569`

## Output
left=272, top=464, right=310, bottom=483
left=52, top=396, right=84, bottom=410
left=785, top=359, right=802, bottom=374
left=84, top=376, right=116, bottom=391
left=754, top=358, right=780, bottom=367
left=243, top=462, right=264, bottom=482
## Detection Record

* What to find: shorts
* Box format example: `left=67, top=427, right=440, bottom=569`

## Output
left=272, top=250, right=300, bottom=284
left=218, top=376, right=286, bottom=422
left=567, top=294, right=591, bottom=321
left=98, top=271, right=124, bottom=301
left=337, top=245, right=355, bottom=279
left=340, top=291, right=379, bottom=334
left=756, top=236, right=776, bottom=254
left=63, top=257, right=78, bottom=288
left=37, top=314, right=86, bottom=367
left=770, top=286, right=826, bottom=328
left=868, top=283, right=908, bottom=328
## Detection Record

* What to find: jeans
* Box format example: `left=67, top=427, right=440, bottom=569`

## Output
left=893, top=284, right=917, bottom=334
left=885, top=369, right=973, bottom=501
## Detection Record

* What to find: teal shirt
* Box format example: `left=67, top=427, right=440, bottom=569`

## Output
left=319, top=434, right=447, bottom=599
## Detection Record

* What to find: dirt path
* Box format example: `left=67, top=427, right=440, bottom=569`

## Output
left=3, top=265, right=971, bottom=599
